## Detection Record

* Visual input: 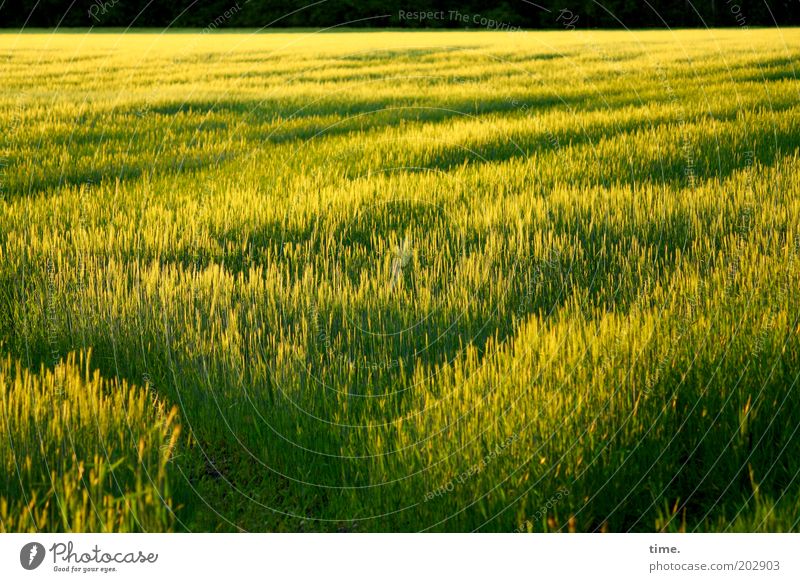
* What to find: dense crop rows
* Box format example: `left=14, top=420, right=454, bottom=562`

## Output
left=1, top=29, right=799, bottom=531
left=0, top=353, right=180, bottom=532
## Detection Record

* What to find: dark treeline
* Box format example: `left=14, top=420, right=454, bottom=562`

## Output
left=2, top=0, right=798, bottom=29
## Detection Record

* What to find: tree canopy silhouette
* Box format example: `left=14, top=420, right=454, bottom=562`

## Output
left=3, top=0, right=798, bottom=29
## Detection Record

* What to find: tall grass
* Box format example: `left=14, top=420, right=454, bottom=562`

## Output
left=0, top=29, right=799, bottom=531
left=0, top=352, right=181, bottom=532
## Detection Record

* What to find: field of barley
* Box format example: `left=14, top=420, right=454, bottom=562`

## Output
left=1, top=29, right=799, bottom=532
